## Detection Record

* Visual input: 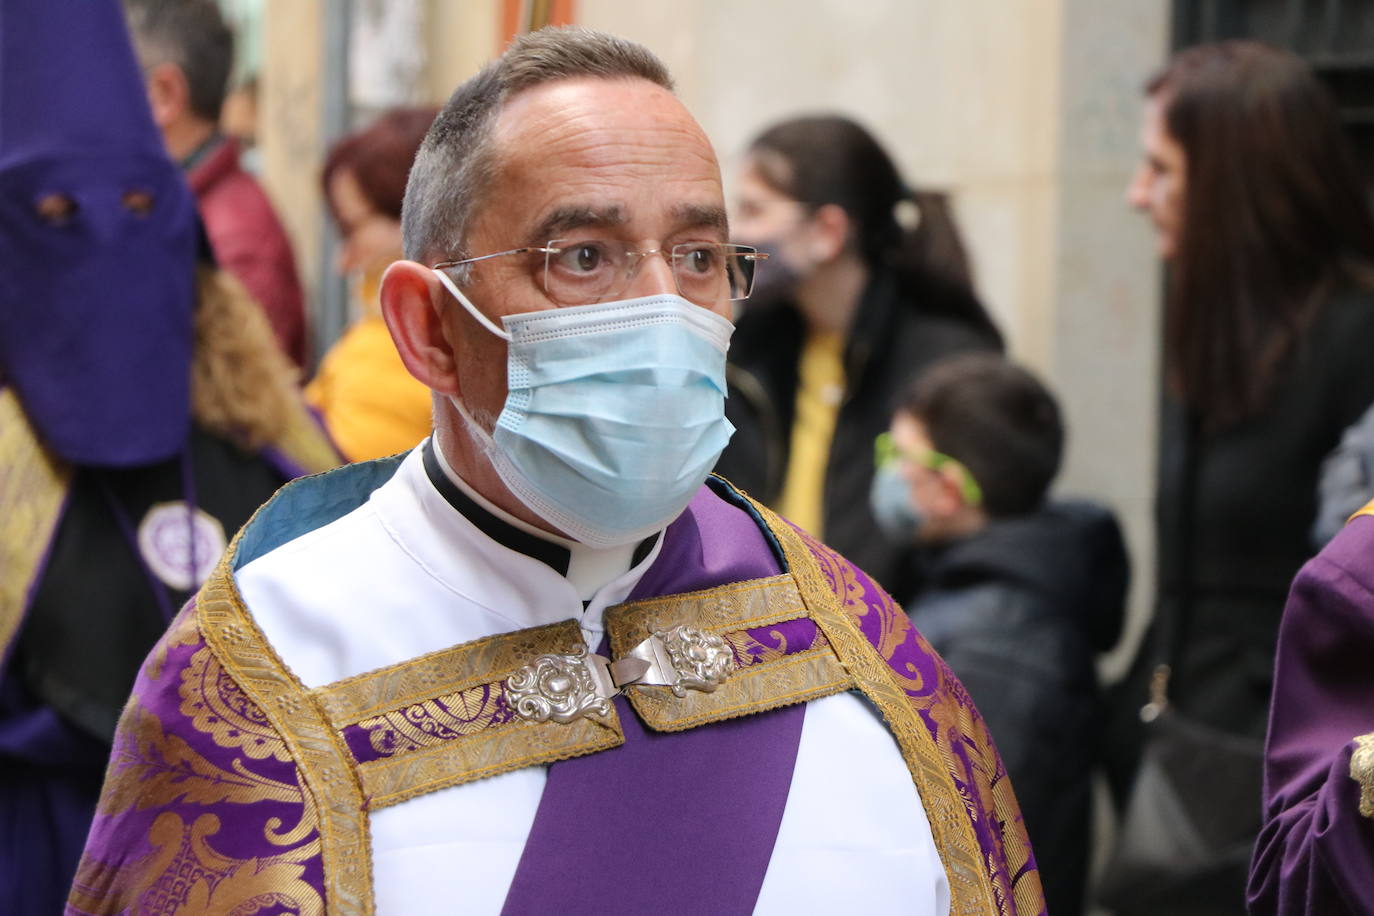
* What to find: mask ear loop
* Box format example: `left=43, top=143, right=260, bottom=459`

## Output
left=433, top=269, right=513, bottom=341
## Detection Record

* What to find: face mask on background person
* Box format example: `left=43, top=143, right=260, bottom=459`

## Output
left=739, top=240, right=805, bottom=309
left=869, top=462, right=924, bottom=543
left=433, top=270, right=736, bottom=547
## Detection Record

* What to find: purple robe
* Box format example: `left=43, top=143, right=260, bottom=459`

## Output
left=1249, top=512, right=1374, bottom=915
left=68, top=463, right=1044, bottom=915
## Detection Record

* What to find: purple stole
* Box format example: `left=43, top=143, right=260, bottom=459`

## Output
left=503, top=487, right=805, bottom=914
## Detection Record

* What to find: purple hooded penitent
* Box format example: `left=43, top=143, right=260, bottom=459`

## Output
left=0, top=0, right=196, bottom=467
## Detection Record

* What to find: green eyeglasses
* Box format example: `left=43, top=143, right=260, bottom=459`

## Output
left=874, top=431, right=984, bottom=507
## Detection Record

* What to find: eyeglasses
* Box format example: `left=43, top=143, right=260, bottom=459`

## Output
left=432, top=239, right=769, bottom=307
left=874, top=431, right=983, bottom=507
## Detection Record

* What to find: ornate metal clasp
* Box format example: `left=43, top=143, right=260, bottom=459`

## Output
left=505, top=626, right=735, bottom=725
left=504, top=647, right=615, bottom=724
left=652, top=625, right=734, bottom=697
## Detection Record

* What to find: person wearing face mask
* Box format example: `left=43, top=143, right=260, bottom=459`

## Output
left=871, top=353, right=1127, bottom=916
left=308, top=108, right=438, bottom=461
left=71, top=29, right=1045, bottom=916
left=0, top=3, right=339, bottom=912
left=1100, top=42, right=1374, bottom=916
left=716, top=115, right=1003, bottom=602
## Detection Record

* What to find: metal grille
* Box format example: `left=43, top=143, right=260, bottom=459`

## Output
left=1173, top=0, right=1374, bottom=177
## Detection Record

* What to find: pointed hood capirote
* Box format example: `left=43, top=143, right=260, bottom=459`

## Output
left=0, top=0, right=196, bottom=466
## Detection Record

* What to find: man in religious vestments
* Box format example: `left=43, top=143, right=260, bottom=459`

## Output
left=0, top=3, right=338, bottom=912
left=1249, top=503, right=1374, bottom=915
left=69, top=26, right=1044, bottom=916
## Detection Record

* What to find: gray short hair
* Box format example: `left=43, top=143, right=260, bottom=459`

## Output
left=401, top=27, right=674, bottom=267
left=123, top=0, right=235, bottom=123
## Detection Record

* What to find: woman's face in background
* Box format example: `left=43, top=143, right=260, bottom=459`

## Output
left=1127, top=95, right=1187, bottom=261
left=328, top=167, right=403, bottom=276
left=730, top=159, right=814, bottom=307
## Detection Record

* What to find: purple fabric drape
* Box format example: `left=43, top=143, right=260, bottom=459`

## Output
left=1249, top=515, right=1374, bottom=915
left=501, top=486, right=807, bottom=915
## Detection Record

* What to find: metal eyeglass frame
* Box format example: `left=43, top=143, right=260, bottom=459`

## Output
left=432, top=239, right=769, bottom=306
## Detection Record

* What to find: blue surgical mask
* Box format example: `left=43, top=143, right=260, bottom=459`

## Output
left=434, top=270, right=736, bottom=547
left=869, top=462, right=924, bottom=542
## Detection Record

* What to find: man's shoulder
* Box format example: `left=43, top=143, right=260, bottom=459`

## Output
left=1308, top=513, right=1374, bottom=599
left=68, top=599, right=327, bottom=914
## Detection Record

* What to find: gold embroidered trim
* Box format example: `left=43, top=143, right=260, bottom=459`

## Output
left=359, top=715, right=620, bottom=809
left=608, top=574, right=808, bottom=645
left=0, top=389, right=71, bottom=661
left=1352, top=731, right=1374, bottom=819
left=624, top=645, right=848, bottom=733
left=198, top=556, right=373, bottom=915
left=313, top=620, right=625, bottom=810
left=314, top=620, right=582, bottom=725
left=758, top=502, right=1000, bottom=916
left=605, top=576, right=848, bottom=732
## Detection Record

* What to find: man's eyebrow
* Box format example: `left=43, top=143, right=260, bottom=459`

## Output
left=674, top=203, right=729, bottom=236
left=529, top=205, right=626, bottom=243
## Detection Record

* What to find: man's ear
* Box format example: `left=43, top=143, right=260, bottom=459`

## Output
left=380, top=261, right=460, bottom=396
left=145, top=61, right=189, bottom=129
left=807, top=203, right=852, bottom=262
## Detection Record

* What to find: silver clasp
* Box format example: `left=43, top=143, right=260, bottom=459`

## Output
left=505, top=626, right=734, bottom=724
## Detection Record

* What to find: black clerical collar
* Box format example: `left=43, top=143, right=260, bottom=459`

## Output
left=421, top=440, right=656, bottom=577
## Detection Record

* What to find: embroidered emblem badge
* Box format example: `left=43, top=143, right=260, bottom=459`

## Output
left=137, top=501, right=227, bottom=591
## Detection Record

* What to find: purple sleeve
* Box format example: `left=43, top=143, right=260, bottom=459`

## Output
left=1249, top=517, right=1374, bottom=915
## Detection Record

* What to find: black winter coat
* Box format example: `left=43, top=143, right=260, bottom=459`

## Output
left=1147, top=286, right=1374, bottom=740
left=715, top=269, right=1001, bottom=600
left=908, top=500, right=1129, bottom=916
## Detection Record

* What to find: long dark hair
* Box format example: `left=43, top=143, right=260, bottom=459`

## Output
left=747, top=114, right=1000, bottom=341
left=1151, top=41, right=1374, bottom=424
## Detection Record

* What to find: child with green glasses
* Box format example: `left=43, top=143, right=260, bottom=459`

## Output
left=869, top=352, right=1129, bottom=916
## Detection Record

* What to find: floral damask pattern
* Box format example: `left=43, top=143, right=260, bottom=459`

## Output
left=68, top=603, right=327, bottom=916
left=352, top=682, right=515, bottom=763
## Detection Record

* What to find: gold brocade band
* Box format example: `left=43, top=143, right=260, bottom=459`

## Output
left=754, top=499, right=1004, bottom=916
left=197, top=554, right=375, bottom=915
left=606, top=575, right=851, bottom=732
left=314, top=620, right=587, bottom=725
left=1352, top=731, right=1374, bottom=819
left=0, top=389, right=71, bottom=663
left=313, top=621, right=625, bottom=811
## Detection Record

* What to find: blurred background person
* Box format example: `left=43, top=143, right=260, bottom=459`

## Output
left=0, top=3, right=337, bottom=910
left=1103, top=40, right=1374, bottom=915
left=717, top=114, right=1003, bottom=600
left=870, top=352, right=1127, bottom=916
left=306, top=106, right=437, bottom=461
left=124, top=0, right=307, bottom=369
left=1311, top=399, right=1374, bottom=548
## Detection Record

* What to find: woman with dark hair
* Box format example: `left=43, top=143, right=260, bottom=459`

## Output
left=716, top=114, right=1002, bottom=596
left=306, top=107, right=438, bottom=461
left=1104, top=40, right=1374, bottom=914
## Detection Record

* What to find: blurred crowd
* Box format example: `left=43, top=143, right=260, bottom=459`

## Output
left=4, top=1, right=1374, bottom=914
